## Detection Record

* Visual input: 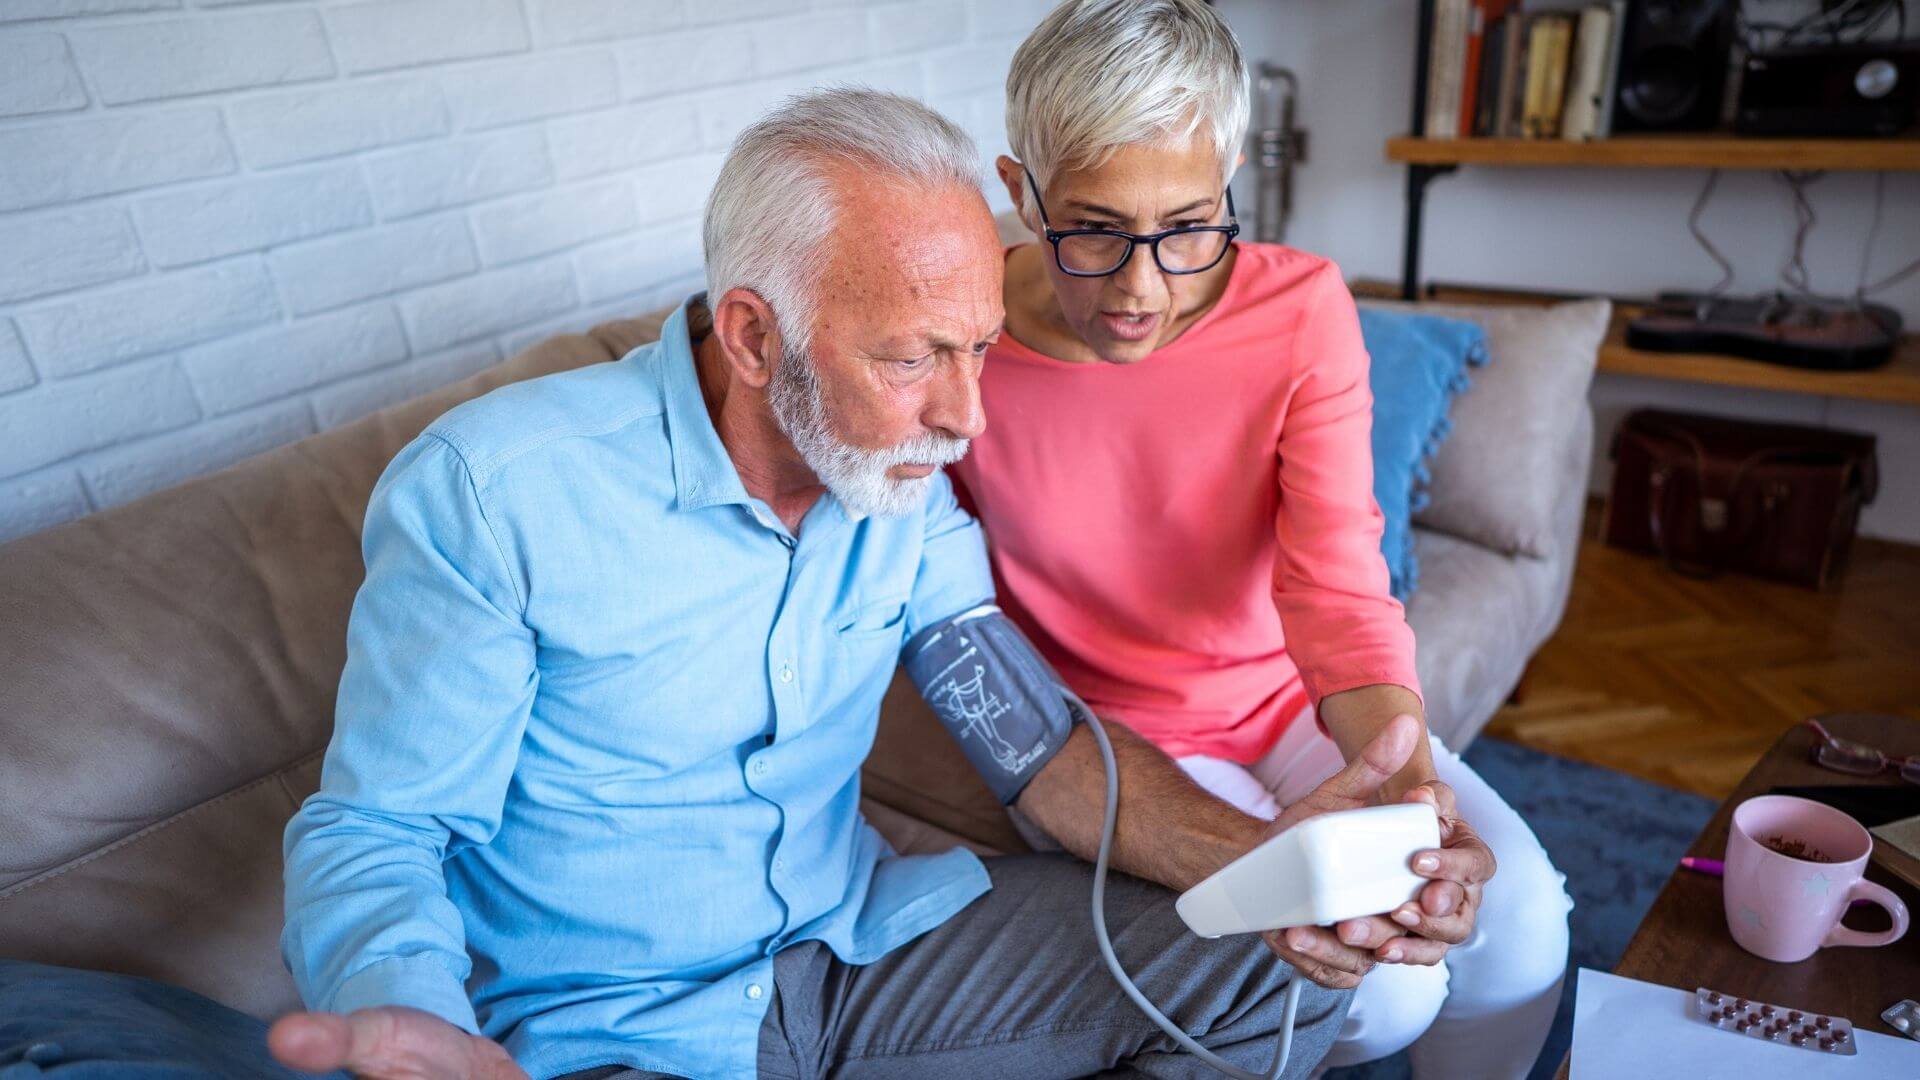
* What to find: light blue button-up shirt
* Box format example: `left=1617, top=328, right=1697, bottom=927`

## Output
left=282, top=298, right=996, bottom=1080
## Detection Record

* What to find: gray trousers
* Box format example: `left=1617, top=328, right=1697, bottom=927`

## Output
left=555, top=853, right=1349, bottom=1080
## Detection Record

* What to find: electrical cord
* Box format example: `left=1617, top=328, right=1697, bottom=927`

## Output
left=1857, top=171, right=1920, bottom=299
left=1081, top=706, right=1305, bottom=1080
left=1739, top=0, right=1905, bottom=51
left=1687, top=162, right=1913, bottom=340
left=1687, top=169, right=1737, bottom=302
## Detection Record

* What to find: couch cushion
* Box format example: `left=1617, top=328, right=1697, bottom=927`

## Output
left=0, top=318, right=664, bottom=893
left=1357, top=297, right=1609, bottom=559
left=0, top=757, right=318, bottom=1021
left=1405, top=529, right=1544, bottom=749
left=1405, top=395, right=1591, bottom=749
left=0, top=314, right=669, bottom=1018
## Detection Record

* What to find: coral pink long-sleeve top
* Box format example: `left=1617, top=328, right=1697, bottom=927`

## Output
left=950, top=243, right=1422, bottom=764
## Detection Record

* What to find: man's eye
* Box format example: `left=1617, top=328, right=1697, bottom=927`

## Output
left=897, top=354, right=934, bottom=371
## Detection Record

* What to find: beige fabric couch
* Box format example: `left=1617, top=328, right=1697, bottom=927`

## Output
left=0, top=291, right=1601, bottom=1025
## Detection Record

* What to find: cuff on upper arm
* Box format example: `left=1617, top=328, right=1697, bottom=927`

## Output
left=328, top=954, right=481, bottom=1036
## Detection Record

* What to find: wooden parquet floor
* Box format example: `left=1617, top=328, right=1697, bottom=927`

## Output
left=1483, top=502, right=1920, bottom=800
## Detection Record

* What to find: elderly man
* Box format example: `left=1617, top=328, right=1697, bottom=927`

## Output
left=249, top=89, right=1421, bottom=1080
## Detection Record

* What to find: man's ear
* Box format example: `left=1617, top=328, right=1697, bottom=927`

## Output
left=708, top=287, right=780, bottom=390
left=995, top=155, right=1035, bottom=232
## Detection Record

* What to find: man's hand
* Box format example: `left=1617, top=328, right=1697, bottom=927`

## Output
left=1258, top=713, right=1422, bottom=990
left=268, top=1007, right=529, bottom=1080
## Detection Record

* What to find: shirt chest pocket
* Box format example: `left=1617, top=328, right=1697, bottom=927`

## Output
left=828, top=594, right=908, bottom=693
left=835, top=595, right=908, bottom=639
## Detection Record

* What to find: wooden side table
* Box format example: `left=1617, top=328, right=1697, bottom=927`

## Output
left=1554, top=715, right=1920, bottom=1078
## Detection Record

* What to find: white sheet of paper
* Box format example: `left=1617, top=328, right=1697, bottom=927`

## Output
left=1570, top=968, right=1920, bottom=1078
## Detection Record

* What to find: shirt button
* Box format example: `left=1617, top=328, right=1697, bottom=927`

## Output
left=753, top=759, right=769, bottom=776
left=778, top=665, right=794, bottom=684
left=746, top=983, right=764, bottom=1001
left=773, top=856, right=786, bottom=871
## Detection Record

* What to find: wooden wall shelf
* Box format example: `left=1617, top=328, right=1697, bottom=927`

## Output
left=1385, top=133, right=1920, bottom=172
left=1597, top=312, right=1920, bottom=407
left=1351, top=279, right=1920, bottom=408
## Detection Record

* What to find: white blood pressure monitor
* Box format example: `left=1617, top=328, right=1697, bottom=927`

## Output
left=1176, top=802, right=1443, bottom=938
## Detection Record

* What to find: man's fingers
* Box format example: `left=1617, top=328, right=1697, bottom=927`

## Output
left=269, top=1006, right=499, bottom=1080
left=1262, top=931, right=1364, bottom=990
left=1293, top=958, right=1363, bottom=991
left=268, top=1012, right=355, bottom=1074
left=1311, top=714, right=1421, bottom=805
left=1282, top=926, right=1376, bottom=977
left=1334, top=914, right=1404, bottom=951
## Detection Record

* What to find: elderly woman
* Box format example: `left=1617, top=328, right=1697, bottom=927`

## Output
left=950, top=2, right=1574, bottom=1077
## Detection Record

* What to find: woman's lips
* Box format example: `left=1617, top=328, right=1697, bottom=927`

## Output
left=1099, top=310, right=1160, bottom=342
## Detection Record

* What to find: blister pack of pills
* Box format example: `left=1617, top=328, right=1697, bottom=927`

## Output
left=1693, top=988, right=1857, bottom=1055
left=1883, top=999, right=1920, bottom=1042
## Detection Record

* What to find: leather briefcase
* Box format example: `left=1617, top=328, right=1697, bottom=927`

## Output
left=1602, top=408, right=1878, bottom=589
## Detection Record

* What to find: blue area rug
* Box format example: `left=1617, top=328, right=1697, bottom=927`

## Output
left=1325, top=736, right=1716, bottom=1080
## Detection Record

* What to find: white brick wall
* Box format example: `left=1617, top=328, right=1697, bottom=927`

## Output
left=0, top=0, right=1051, bottom=544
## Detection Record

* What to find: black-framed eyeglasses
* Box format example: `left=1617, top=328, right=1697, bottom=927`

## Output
left=1025, top=170, right=1239, bottom=278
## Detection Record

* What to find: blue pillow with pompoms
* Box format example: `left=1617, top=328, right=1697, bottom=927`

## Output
left=1358, top=308, right=1489, bottom=600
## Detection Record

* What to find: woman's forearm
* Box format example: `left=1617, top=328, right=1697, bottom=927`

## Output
left=1317, top=682, right=1433, bottom=803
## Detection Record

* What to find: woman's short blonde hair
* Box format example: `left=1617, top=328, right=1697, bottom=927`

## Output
left=1005, top=0, right=1250, bottom=199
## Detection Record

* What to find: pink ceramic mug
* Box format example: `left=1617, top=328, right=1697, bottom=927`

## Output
left=1724, top=794, right=1910, bottom=962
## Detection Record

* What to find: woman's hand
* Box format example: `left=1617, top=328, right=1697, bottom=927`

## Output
left=1258, top=713, right=1422, bottom=989
left=268, top=1006, right=529, bottom=1080
left=1336, top=781, right=1498, bottom=966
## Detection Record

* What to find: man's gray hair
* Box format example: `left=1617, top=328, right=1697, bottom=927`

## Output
left=1006, top=0, right=1249, bottom=199
left=703, top=87, right=980, bottom=354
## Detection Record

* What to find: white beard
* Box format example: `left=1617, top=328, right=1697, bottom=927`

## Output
left=766, top=340, right=969, bottom=518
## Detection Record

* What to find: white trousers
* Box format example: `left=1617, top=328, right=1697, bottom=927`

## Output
left=1177, top=716, right=1573, bottom=1080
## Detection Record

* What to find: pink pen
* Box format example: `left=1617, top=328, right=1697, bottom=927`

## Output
left=1680, top=856, right=1871, bottom=907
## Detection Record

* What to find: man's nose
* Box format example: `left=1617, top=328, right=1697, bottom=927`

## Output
left=926, top=355, right=986, bottom=441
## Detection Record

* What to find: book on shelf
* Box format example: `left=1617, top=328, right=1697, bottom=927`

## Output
left=1560, top=4, right=1613, bottom=140
left=1434, top=2, right=1629, bottom=141
left=1521, top=13, right=1573, bottom=138
left=1473, top=14, right=1509, bottom=136
left=1593, top=0, right=1628, bottom=138
left=1424, top=0, right=1474, bottom=139
left=1459, top=1, right=1516, bottom=136
left=1497, top=12, right=1533, bottom=136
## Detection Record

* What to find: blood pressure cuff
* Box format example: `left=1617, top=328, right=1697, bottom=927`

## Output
left=902, top=604, right=1083, bottom=805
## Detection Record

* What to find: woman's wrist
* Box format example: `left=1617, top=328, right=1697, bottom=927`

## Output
left=1381, top=761, right=1441, bottom=806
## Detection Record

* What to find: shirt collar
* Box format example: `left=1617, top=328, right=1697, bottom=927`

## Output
left=655, top=293, right=866, bottom=535
left=658, top=293, right=753, bottom=513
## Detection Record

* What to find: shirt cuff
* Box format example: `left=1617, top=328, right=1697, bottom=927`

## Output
left=1305, top=668, right=1425, bottom=711
left=329, top=955, right=481, bottom=1036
